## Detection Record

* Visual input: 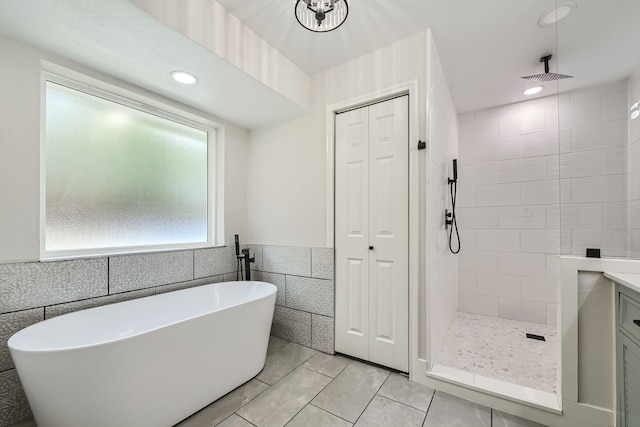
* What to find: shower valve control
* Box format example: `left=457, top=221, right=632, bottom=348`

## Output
left=445, top=209, right=453, bottom=230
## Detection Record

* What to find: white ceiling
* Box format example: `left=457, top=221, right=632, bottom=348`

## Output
left=0, top=0, right=638, bottom=127
left=217, top=0, right=640, bottom=113
left=0, top=0, right=305, bottom=129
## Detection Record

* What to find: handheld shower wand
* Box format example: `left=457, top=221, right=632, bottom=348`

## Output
left=446, top=159, right=460, bottom=254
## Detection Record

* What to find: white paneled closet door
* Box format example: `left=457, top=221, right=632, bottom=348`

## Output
left=335, top=96, right=409, bottom=372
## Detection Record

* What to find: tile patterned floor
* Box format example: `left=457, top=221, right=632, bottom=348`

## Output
left=438, top=312, right=558, bottom=393
left=11, top=336, right=549, bottom=427
left=174, top=336, right=548, bottom=427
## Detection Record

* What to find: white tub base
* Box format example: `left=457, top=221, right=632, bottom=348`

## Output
left=8, top=281, right=276, bottom=427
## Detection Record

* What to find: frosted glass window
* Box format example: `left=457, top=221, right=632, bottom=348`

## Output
left=44, top=81, right=211, bottom=254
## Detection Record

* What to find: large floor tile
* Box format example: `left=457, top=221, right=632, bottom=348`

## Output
left=354, top=395, right=425, bottom=427
left=175, top=379, right=268, bottom=427
left=267, top=336, right=289, bottom=354
left=423, top=391, right=491, bottom=427
left=377, top=373, right=434, bottom=412
left=286, top=404, right=352, bottom=427
left=257, top=342, right=317, bottom=385
left=237, top=367, right=331, bottom=427
left=217, top=414, right=254, bottom=427
left=303, top=353, right=352, bottom=378
left=311, top=361, right=390, bottom=423
left=493, top=410, right=548, bottom=427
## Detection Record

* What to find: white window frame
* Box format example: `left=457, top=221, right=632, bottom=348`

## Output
left=40, top=65, right=224, bottom=260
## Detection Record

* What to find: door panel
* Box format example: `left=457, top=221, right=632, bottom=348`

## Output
left=346, top=257, right=366, bottom=336
left=335, top=96, right=408, bottom=371
left=335, top=107, right=369, bottom=360
left=347, top=162, right=365, bottom=236
left=372, top=260, right=395, bottom=342
left=368, top=96, right=409, bottom=371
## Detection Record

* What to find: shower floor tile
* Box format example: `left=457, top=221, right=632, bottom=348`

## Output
left=438, top=312, right=557, bottom=393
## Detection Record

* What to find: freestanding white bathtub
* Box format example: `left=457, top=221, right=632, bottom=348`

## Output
left=8, top=280, right=276, bottom=427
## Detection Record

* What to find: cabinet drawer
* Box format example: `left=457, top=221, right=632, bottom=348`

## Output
left=620, top=293, right=640, bottom=343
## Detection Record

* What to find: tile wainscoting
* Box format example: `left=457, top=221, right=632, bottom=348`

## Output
left=253, top=246, right=334, bottom=354
left=0, top=245, right=334, bottom=427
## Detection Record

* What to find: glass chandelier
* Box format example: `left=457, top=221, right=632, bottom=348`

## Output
left=295, top=0, right=349, bottom=32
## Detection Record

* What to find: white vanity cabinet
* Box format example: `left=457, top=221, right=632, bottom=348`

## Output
left=615, top=281, right=640, bottom=427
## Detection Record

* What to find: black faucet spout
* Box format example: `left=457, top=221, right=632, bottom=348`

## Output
left=241, top=248, right=255, bottom=281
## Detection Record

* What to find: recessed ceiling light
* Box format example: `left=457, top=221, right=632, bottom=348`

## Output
left=631, top=101, right=640, bottom=120
left=523, top=86, right=544, bottom=96
left=538, top=2, right=576, bottom=27
left=171, top=70, right=198, bottom=85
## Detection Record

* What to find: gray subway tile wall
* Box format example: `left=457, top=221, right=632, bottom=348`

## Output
left=312, top=247, right=334, bottom=279
left=0, top=258, right=107, bottom=314
left=286, top=276, right=334, bottom=316
left=263, top=246, right=312, bottom=276
left=0, top=309, right=43, bottom=371
left=194, top=246, right=238, bottom=279
left=0, top=370, right=31, bottom=427
left=312, top=314, right=334, bottom=353
left=0, top=244, right=333, bottom=427
left=252, top=271, right=285, bottom=306
left=272, top=306, right=313, bottom=347
left=44, top=288, right=155, bottom=319
left=254, top=246, right=335, bottom=354
left=109, top=250, right=193, bottom=293
left=154, top=276, right=226, bottom=295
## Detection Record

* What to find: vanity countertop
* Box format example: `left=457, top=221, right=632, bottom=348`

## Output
left=603, top=272, right=640, bottom=295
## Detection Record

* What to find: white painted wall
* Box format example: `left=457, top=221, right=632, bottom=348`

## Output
left=0, top=37, right=41, bottom=263
left=246, top=30, right=460, bottom=369
left=246, top=31, right=428, bottom=247
left=0, top=36, right=249, bottom=263
left=457, top=80, right=628, bottom=326
left=425, top=35, right=459, bottom=365
left=629, top=69, right=640, bottom=258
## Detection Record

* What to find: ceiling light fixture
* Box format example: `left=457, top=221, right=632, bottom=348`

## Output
left=171, top=70, right=198, bottom=85
left=295, top=0, right=349, bottom=33
left=523, top=86, right=544, bottom=96
left=538, top=2, right=576, bottom=27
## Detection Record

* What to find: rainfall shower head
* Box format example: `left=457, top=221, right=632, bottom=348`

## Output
left=521, top=55, right=574, bottom=82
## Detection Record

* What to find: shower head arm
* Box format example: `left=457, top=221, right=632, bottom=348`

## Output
left=540, top=55, right=552, bottom=74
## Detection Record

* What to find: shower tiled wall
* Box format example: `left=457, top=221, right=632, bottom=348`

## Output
left=457, top=80, right=628, bottom=325
left=0, top=245, right=333, bottom=427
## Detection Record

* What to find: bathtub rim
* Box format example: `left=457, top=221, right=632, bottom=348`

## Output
left=8, top=280, right=277, bottom=354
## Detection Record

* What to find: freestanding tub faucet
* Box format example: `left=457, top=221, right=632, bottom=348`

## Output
left=235, top=234, right=255, bottom=280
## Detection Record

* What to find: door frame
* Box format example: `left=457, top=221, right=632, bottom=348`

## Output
left=326, top=80, right=420, bottom=376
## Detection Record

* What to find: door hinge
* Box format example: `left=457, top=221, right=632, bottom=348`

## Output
left=418, top=140, right=427, bottom=150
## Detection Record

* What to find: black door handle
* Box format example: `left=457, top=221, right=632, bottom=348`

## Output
left=634, top=320, right=640, bottom=327
left=369, top=246, right=374, bottom=250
